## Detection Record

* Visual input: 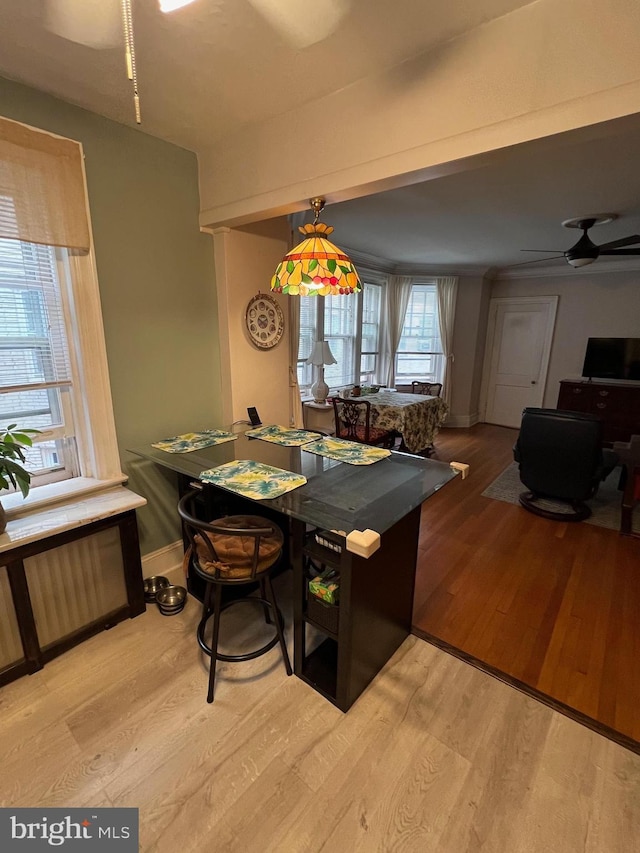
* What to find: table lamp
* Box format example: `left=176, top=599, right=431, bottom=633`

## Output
left=306, top=341, right=337, bottom=405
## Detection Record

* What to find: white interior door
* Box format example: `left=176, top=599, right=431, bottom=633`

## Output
left=483, top=296, right=558, bottom=428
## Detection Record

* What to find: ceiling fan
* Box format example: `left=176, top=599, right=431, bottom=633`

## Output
left=44, top=0, right=350, bottom=123
left=44, top=0, right=351, bottom=50
left=518, top=214, right=640, bottom=268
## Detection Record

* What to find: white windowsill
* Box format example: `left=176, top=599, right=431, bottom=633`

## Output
left=2, top=474, right=130, bottom=520
left=0, top=483, right=146, bottom=554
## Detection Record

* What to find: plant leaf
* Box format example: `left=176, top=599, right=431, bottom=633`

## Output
left=1, top=459, right=31, bottom=497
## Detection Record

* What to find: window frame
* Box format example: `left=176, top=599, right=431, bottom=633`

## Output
left=2, top=244, right=125, bottom=516
left=298, top=273, right=386, bottom=395
left=394, top=280, right=443, bottom=385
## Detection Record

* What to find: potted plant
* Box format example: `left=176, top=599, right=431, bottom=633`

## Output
left=0, top=424, right=41, bottom=533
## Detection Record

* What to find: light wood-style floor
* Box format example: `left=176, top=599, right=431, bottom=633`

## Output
left=1, top=571, right=640, bottom=852
left=415, top=423, right=640, bottom=747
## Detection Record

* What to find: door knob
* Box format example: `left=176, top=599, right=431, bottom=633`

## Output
left=531, top=380, right=537, bottom=384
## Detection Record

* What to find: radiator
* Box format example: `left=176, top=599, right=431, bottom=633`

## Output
left=23, top=526, right=128, bottom=649
left=0, top=568, right=23, bottom=669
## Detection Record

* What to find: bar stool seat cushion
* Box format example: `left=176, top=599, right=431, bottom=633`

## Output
left=194, top=515, right=284, bottom=579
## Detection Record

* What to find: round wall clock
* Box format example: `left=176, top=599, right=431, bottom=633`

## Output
left=245, top=293, right=285, bottom=350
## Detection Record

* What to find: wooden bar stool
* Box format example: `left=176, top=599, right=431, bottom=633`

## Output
left=178, top=490, right=292, bottom=703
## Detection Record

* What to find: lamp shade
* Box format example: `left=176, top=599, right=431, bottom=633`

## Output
left=271, top=198, right=361, bottom=297
left=306, top=341, right=337, bottom=366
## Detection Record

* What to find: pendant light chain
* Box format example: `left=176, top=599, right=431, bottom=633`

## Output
left=121, top=0, right=141, bottom=124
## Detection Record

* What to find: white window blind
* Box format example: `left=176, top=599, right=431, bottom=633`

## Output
left=0, top=235, right=77, bottom=482
left=297, top=295, right=317, bottom=393
left=324, top=293, right=357, bottom=388
left=0, top=239, right=72, bottom=389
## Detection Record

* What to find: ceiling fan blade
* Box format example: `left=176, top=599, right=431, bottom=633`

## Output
left=45, top=0, right=122, bottom=48
left=598, top=235, right=640, bottom=250
left=599, top=248, right=640, bottom=255
left=248, top=0, right=351, bottom=47
left=507, top=256, right=565, bottom=267
left=520, top=249, right=564, bottom=253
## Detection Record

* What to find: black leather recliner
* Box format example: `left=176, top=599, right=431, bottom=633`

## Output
left=513, top=407, right=619, bottom=521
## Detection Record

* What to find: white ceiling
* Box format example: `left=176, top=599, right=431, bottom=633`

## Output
left=1, top=0, right=640, bottom=272
left=0, top=0, right=533, bottom=150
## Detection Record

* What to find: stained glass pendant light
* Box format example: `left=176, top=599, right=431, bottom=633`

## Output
left=271, top=198, right=361, bottom=296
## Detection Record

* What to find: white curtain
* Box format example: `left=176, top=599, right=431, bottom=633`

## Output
left=384, top=275, right=413, bottom=388
left=436, top=276, right=458, bottom=408
left=288, top=293, right=304, bottom=427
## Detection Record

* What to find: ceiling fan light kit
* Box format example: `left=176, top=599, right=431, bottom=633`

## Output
left=159, top=0, right=197, bottom=12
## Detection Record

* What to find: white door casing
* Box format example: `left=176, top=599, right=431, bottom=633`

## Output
left=481, top=296, right=558, bottom=428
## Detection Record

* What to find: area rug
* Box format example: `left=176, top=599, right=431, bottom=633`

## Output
left=481, top=462, right=638, bottom=533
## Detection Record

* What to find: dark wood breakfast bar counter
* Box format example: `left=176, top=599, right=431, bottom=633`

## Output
left=130, top=431, right=459, bottom=710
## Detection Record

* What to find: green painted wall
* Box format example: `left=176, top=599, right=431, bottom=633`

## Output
left=0, top=76, right=222, bottom=555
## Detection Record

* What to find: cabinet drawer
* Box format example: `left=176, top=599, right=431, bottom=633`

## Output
left=593, top=391, right=635, bottom=418
left=558, top=384, right=591, bottom=413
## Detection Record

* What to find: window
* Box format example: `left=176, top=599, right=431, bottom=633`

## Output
left=395, top=283, right=443, bottom=383
left=360, top=283, right=382, bottom=385
left=0, top=117, right=123, bottom=510
left=298, top=279, right=385, bottom=395
left=324, top=292, right=358, bottom=389
left=0, top=237, right=79, bottom=487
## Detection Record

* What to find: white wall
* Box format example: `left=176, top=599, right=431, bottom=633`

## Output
left=212, top=218, right=291, bottom=426
left=490, top=267, right=640, bottom=408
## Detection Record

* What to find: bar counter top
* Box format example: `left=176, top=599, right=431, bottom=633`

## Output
left=128, top=430, right=457, bottom=537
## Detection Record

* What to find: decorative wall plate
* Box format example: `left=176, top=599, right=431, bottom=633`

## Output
left=245, top=293, right=284, bottom=349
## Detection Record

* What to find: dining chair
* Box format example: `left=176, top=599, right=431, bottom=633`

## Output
left=178, top=490, right=292, bottom=703
left=411, top=381, right=442, bottom=397
left=331, top=397, right=395, bottom=448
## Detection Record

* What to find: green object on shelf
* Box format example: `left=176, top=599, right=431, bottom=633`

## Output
left=309, top=570, right=340, bottom=605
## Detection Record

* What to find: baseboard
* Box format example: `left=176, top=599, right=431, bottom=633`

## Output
left=442, top=412, right=480, bottom=428
left=141, top=540, right=185, bottom=585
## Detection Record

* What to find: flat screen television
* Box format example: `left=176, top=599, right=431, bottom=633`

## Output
left=581, top=337, right=640, bottom=381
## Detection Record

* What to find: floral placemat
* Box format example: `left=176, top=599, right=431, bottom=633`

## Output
left=302, top=437, right=391, bottom=466
left=200, top=459, right=307, bottom=499
left=245, top=424, right=322, bottom=446
left=152, top=429, right=238, bottom=453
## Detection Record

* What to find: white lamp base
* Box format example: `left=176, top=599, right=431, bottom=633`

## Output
left=311, top=375, right=329, bottom=405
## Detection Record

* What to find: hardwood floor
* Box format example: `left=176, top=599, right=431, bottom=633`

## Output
left=414, top=423, right=640, bottom=748
left=1, top=590, right=639, bottom=852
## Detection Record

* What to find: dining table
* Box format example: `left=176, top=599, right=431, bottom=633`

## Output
left=359, top=391, right=449, bottom=453
left=128, top=425, right=460, bottom=711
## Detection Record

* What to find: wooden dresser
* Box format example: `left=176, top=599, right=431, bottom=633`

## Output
left=557, top=380, right=640, bottom=444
